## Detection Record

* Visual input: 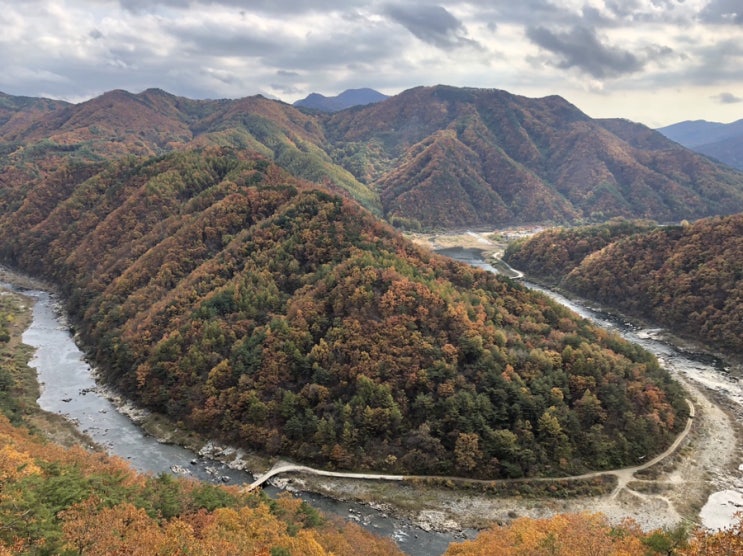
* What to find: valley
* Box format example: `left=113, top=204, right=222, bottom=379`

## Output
left=1, top=85, right=742, bottom=554
left=3, top=238, right=742, bottom=552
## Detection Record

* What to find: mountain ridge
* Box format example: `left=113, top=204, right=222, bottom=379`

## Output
left=0, top=146, right=689, bottom=478
left=657, top=118, right=743, bottom=170
left=503, top=215, right=743, bottom=362
left=2, top=85, right=743, bottom=229
left=325, top=85, right=743, bottom=227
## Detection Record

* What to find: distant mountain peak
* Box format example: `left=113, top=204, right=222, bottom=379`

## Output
left=293, top=88, right=389, bottom=112
left=658, top=118, right=743, bottom=170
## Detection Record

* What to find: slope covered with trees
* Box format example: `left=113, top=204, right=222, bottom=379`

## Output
left=0, top=412, right=399, bottom=555
left=0, top=290, right=734, bottom=555
left=0, top=282, right=399, bottom=555
left=445, top=512, right=743, bottom=555
left=2, top=86, right=743, bottom=231
left=0, top=146, right=687, bottom=479
left=0, top=88, right=380, bottom=214
left=325, top=85, right=743, bottom=228
left=504, top=215, right=743, bottom=359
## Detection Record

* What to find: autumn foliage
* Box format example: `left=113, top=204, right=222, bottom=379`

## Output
left=0, top=147, right=689, bottom=479
left=1, top=405, right=741, bottom=555
left=445, top=511, right=743, bottom=556
left=505, top=216, right=743, bottom=360
left=4, top=85, right=743, bottom=233
left=0, top=414, right=400, bottom=555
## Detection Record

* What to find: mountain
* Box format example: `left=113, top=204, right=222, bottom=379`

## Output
left=657, top=118, right=743, bottom=170
left=2, top=85, right=743, bottom=231
left=325, top=86, right=743, bottom=228
left=0, top=88, right=381, bottom=214
left=293, top=88, right=389, bottom=112
left=504, top=215, right=743, bottom=361
left=0, top=147, right=688, bottom=479
left=0, top=91, right=69, bottom=138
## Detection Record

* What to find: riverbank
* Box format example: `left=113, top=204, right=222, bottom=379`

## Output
left=253, top=372, right=741, bottom=533
left=0, top=282, right=97, bottom=450
left=4, top=258, right=742, bottom=538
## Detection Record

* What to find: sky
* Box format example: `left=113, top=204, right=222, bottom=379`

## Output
left=0, top=0, right=741, bottom=128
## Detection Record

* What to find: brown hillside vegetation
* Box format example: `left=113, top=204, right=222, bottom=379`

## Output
left=0, top=287, right=398, bottom=554
left=325, top=85, right=743, bottom=228
left=2, top=85, right=743, bottom=230
left=445, top=512, right=743, bottom=555
left=504, top=215, right=743, bottom=360
left=0, top=92, right=68, bottom=137
left=0, top=414, right=401, bottom=555
left=0, top=147, right=688, bottom=479
left=0, top=88, right=378, bottom=213
left=0, top=289, right=735, bottom=555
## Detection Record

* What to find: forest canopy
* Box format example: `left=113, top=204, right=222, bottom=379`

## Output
left=504, top=215, right=743, bottom=360
left=0, top=282, right=735, bottom=555
left=0, top=148, right=688, bottom=478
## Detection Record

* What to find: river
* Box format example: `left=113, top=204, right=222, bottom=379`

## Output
left=4, top=250, right=742, bottom=550
left=0, top=276, right=467, bottom=556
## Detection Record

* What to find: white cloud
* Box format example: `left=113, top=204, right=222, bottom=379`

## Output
left=0, top=0, right=740, bottom=125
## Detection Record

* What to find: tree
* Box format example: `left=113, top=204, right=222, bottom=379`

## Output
left=455, top=432, right=482, bottom=473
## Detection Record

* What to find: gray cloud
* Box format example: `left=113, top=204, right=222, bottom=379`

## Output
left=266, top=26, right=405, bottom=72
left=713, top=92, right=743, bottom=104
left=701, top=0, right=743, bottom=24
left=686, top=39, right=743, bottom=84
left=526, top=25, right=643, bottom=78
left=119, top=0, right=369, bottom=15
left=382, top=4, right=480, bottom=49
left=161, top=20, right=279, bottom=58
left=471, top=0, right=566, bottom=25
left=581, top=6, right=618, bottom=27
left=0, top=0, right=742, bottom=125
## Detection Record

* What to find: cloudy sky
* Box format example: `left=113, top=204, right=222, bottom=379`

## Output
left=1, top=0, right=741, bottom=127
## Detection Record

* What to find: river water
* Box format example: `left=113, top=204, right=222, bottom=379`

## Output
left=0, top=277, right=466, bottom=556
left=4, top=248, right=742, bottom=551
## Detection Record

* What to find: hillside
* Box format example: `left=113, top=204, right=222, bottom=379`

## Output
left=0, top=88, right=380, bottom=214
left=0, top=92, right=69, bottom=138
left=0, top=147, right=688, bottom=479
left=0, top=419, right=398, bottom=554
left=0, top=282, right=401, bottom=555
left=2, top=86, right=743, bottom=231
left=657, top=118, right=743, bottom=170
left=0, top=284, right=734, bottom=556
left=325, top=86, right=743, bottom=228
left=504, top=215, right=743, bottom=360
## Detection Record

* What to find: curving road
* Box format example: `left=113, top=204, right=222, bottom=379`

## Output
left=246, top=399, right=694, bottom=494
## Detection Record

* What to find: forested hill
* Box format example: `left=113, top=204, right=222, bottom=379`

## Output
left=504, top=216, right=743, bottom=360
left=2, top=85, right=743, bottom=230
left=325, top=86, right=743, bottom=228
left=0, top=147, right=687, bottom=478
